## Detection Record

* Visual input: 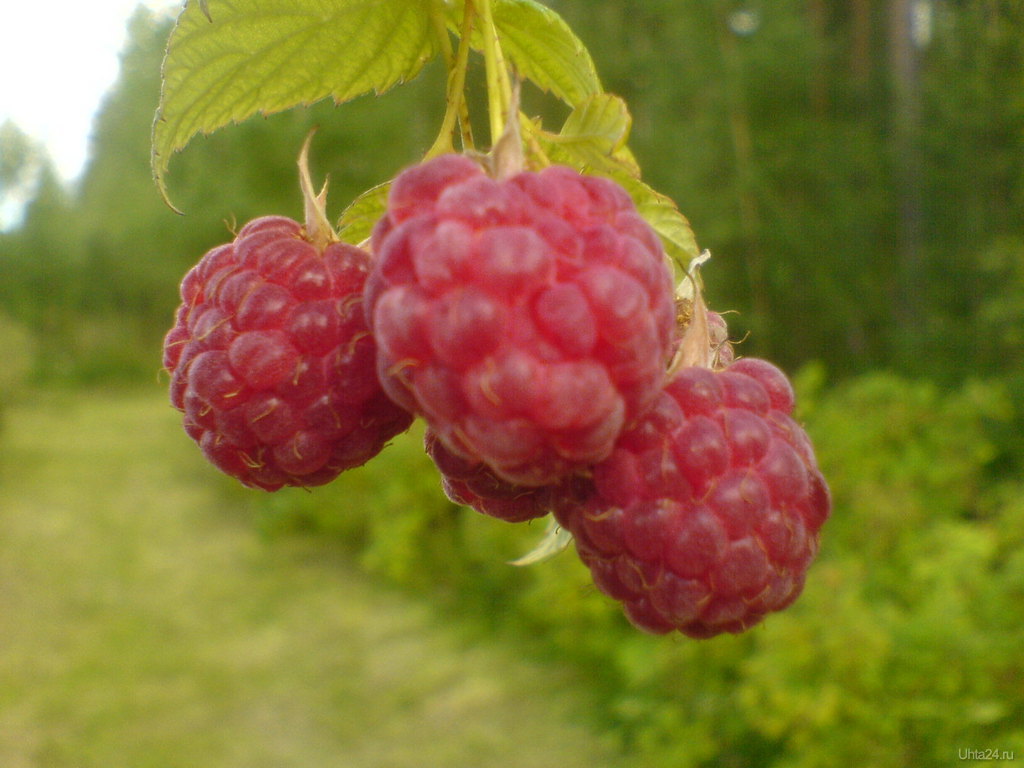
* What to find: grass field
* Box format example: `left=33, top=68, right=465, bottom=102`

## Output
left=0, top=389, right=621, bottom=767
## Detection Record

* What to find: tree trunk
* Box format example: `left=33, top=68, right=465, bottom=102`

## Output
left=808, top=0, right=829, bottom=116
left=887, top=0, right=924, bottom=336
left=851, top=0, right=873, bottom=87
left=714, top=1, right=769, bottom=353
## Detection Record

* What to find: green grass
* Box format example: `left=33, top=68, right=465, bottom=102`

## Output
left=0, top=388, right=621, bottom=767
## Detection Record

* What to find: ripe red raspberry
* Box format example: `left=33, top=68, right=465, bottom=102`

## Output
left=163, top=215, right=413, bottom=490
left=425, top=429, right=551, bottom=523
left=552, top=358, right=831, bottom=638
left=365, top=154, right=676, bottom=487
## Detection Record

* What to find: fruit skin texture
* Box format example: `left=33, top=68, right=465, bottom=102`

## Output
left=424, top=429, right=551, bottom=523
left=163, top=216, right=413, bottom=491
left=552, top=358, right=831, bottom=638
left=366, top=154, right=676, bottom=487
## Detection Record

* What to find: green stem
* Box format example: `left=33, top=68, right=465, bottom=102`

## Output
left=456, top=11, right=476, bottom=155
left=477, top=0, right=511, bottom=146
left=426, top=0, right=476, bottom=157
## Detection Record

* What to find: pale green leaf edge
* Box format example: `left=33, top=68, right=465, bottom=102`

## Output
left=533, top=94, right=700, bottom=267
left=508, top=515, right=573, bottom=567
left=337, top=181, right=391, bottom=245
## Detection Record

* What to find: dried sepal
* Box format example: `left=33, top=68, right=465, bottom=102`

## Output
left=298, top=130, right=338, bottom=251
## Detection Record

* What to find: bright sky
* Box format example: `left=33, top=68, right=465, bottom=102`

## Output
left=0, top=0, right=180, bottom=183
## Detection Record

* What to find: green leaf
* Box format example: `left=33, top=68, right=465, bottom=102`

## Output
left=619, top=176, right=700, bottom=268
left=532, top=94, right=699, bottom=267
left=152, top=0, right=438, bottom=205
left=541, top=93, right=632, bottom=159
left=337, top=181, right=391, bottom=245
left=492, top=0, right=602, bottom=106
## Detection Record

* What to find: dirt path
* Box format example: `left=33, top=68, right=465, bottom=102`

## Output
left=0, top=389, right=621, bottom=767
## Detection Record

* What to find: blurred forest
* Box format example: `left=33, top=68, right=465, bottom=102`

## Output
left=2, top=1, right=1023, bottom=766
left=3, top=1, right=1024, bottom=385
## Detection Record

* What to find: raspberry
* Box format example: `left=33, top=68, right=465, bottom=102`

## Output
left=425, top=429, right=551, bottom=523
left=552, top=358, right=830, bottom=638
left=164, top=215, right=413, bottom=490
left=366, top=154, right=676, bottom=487
left=706, top=310, right=734, bottom=367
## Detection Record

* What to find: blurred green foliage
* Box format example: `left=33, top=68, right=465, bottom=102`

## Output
left=0, top=314, right=34, bottom=396
left=1, top=2, right=1023, bottom=766
left=257, top=371, right=1024, bottom=767
left=0, top=390, right=623, bottom=768
left=0, top=313, right=35, bottom=431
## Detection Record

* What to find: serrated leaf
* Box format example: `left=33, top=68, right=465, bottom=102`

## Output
left=492, top=0, right=602, bottom=106
left=152, top=0, right=438, bottom=205
left=337, top=181, right=391, bottom=246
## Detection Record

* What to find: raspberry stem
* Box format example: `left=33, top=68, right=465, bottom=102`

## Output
left=477, top=0, right=513, bottom=146
left=427, top=1, right=476, bottom=158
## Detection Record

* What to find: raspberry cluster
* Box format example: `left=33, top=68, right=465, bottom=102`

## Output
left=164, top=152, right=829, bottom=638
left=164, top=216, right=412, bottom=490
